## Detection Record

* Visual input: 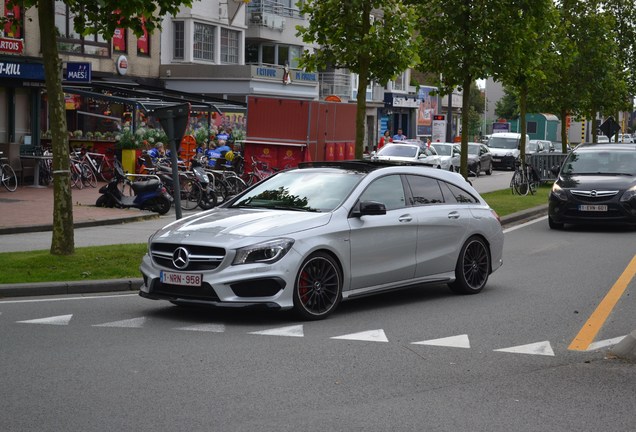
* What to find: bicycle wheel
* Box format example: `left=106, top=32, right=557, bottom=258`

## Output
left=71, top=163, right=83, bottom=189
left=81, top=163, right=97, bottom=188
left=512, top=170, right=529, bottom=196
left=245, top=173, right=260, bottom=187
left=213, top=177, right=229, bottom=203
left=224, top=175, right=246, bottom=196
left=180, top=179, right=202, bottom=211
left=39, top=160, right=52, bottom=186
left=99, top=159, right=115, bottom=182
left=1, top=164, right=18, bottom=191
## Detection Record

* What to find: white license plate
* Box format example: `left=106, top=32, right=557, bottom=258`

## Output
left=578, top=205, right=608, bottom=212
left=493, top=157, right=501, bottom=162
left=160, top=271, right=202, bottom=286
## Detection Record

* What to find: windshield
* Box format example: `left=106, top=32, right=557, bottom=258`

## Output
left=432, top=145, right=452, bottom=156
left=377, top=145, right=419, bottom=158
left=527, top=142, right=539, bottom=152
left=468, top=144, right=480, bottom=155
left=488, top=137, right=518, bottom=149
left=562, top=151, right=636, bottom=175
left=231, top=170, right=363, bottom=212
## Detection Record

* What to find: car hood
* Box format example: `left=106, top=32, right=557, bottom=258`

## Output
left=152, top=207, right=332, bottom=241
left=489, top=147, right=519, bottom=156
left=558, top=174, right=636, bottom=190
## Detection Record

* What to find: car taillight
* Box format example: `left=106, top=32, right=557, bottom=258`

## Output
left=491, top=209, right=501, bottom=224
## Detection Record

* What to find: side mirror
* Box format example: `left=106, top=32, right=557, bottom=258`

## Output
left=350, top=200, right=387, bottom=217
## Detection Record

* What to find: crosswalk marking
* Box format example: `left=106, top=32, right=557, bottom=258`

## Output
left=249, top=324, right=304, bottom=337
left=494, top=341, right=555, bottom=356
left=174, top=323, right=226, bottom=333
left=411, top=334, right=471, bottom=349
left=331, top=329, right=388, bottom=342
left=92, top=317, right=146, bottom=328
left=16, top=314, right=73, bottom=326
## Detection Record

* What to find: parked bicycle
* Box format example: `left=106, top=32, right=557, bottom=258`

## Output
left=244, top=156, right=275, bottom=187
left=510, top=158, right=539, bottom=196
left=69, top=153, right=97, bottom=189
left=77, top=148, right=116, bottom=182
left=0, top=151, right=18, bottom=192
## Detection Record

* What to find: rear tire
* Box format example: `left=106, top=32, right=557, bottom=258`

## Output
left=448, top=236, right=490, bottom=295
left=153, top=197, right=172, bottom=215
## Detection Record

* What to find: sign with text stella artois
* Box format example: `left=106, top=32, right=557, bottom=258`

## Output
left=0, top=37, right=24, bottom=55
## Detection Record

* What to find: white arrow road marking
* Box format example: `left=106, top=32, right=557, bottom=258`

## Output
left=586, top=336, right=626, bottom=351
left=249, top=325, right=304, bottom=337
left=175, top=324, right=226, bottom=333
left=411, top=334, right=471, bottom=349
left=16, top=314, right=73, bottom=326
left=92, top=317, right=146, bottom=328
left=331, top=329, right=389, bottom=343
left=494, top=341, right=555, bottom=356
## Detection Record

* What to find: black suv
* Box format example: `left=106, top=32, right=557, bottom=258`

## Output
left=548, top=143, right=636, bottom=229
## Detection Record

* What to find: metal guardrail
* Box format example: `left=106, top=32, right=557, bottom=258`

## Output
left=526, top=153, right=568, bottom=182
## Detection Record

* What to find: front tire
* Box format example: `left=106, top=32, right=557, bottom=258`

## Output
left=448, top=236, right=490, bottom=294
left=293, top=252, right=342, bottom=320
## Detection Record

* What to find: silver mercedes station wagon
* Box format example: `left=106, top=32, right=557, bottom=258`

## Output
left=140, top=161, right=504, bottom=320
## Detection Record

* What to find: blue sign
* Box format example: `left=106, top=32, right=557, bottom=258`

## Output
left=65, top=62, right=92, bottom=82
left=0, top=61, right=44, bottom=80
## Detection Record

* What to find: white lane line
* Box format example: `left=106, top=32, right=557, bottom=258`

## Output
left=16, top=314, right=73, bottom=325
left=503, top=215, right=548, bottom=234
left=586, top=336, right=626, bottom=351
left=175, top=323, right=226, bottom=333
left=494, top=341, right=555, bottom=356
left=249, top=324, right=304, bottom=337
left=0, top=294, right=138, bottom=304
left=411, top=334, right=471, bottom=349
left=331, top=329, right=389, bottom=342
left=92, top=317, right=146, bottom=328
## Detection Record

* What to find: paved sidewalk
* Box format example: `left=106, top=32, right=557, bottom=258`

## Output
left=0, top=182, right=159, bottom=235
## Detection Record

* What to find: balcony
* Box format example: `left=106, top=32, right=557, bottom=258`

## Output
left=319, top=71, right=352, bottom=101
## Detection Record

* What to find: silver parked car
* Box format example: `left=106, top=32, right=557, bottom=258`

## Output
left=431, top=142, right=461, bottom=171
left=140, top=161, right=505, bottom=320
left=374, top=142, right=443, bottom=168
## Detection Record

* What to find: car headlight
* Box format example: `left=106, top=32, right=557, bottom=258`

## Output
left=233, top=238, right=295, bottom=265
left=619, top=185, right=636, bottom=202
left=551, top=183, right=568, bottom=201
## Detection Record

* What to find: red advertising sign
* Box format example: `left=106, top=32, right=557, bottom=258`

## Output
left=4, top=1, right=21, bottom=38
left=0, top=37, right=23, bottom=54
left=113, top=28, right=126, bottom=52
left=137, top=19, right=149, bottom=54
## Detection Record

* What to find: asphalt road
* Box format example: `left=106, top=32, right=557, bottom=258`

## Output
left=1, top=215, right=634, bottom=431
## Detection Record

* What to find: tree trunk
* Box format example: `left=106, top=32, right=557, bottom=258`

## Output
left=355, top=61, right=368, bottom=159
left=459, top=74, right=472, bottom=179
left=560, top=107, right=568, bottom=152
left=519, top=84, right=527, bottom=161
left=39, top=0, right=75, bottom=255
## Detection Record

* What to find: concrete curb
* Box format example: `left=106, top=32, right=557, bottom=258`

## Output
left=0, top=214, right=159, bottom=235
left=0, top=278, right=143, bottom=299
left=608, top=331, right=636, bottom=361
left=0, top=205, right=548, bottom=299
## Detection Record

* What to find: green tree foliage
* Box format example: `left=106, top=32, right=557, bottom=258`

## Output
left=494, top=88, right=519, bottom=120
left=9, top=0, right=192, bottom=255
left=411, top=0, right=498, bottom=178
left=296, top=0, right=418, bottom=157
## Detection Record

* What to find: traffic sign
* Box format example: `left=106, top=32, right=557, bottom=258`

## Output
left=599, top=116, right=621, bottom=139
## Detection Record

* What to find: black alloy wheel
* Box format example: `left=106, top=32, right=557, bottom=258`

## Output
left=293, top=252, right=343, bottom=320
left=449, top=236, right=490, bottom=294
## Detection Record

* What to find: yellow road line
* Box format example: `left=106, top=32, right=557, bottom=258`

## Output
left=569, top=254, right=636, bottom=351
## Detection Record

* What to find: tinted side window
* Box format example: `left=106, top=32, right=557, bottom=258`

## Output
left=405, top=175, right=444, bottom=205
left=359, top=175, right=406, bottom=210
left=441, top=182, right=478, bottom=204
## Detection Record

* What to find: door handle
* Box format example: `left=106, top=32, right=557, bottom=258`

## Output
left=448, top=211, right=460, bottom=219
left=398, top=215, right=412, bottom=222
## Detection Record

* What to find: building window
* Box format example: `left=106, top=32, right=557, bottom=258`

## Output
left=173, top=21, right=184, bottom=60
left=54, top=1, right=109, bottom=57
left=246, top=41, right=259, bottom=64
left=289, top=46, right=302, bottom=68
left=194, top=22, right=215, bottom=61
left=262, top=44, right=275, bottom=65
left=221, top=28, right=239, bottom=64
left=392, top=71, right=407, bottom=92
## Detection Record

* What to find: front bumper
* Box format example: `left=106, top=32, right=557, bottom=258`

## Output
left=548, top=194, right=636, bottom=226
left=491, top=155, right=516, bottom=170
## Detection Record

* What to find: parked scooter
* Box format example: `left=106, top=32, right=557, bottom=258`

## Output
left=95, top=164, right=173, bottom=215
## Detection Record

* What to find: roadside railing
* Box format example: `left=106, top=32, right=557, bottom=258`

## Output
left=526, top=153, right=568, bottom=182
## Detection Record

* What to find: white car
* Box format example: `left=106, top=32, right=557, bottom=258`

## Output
left=431, top=142, right=461, bottom=171
left=617, top=133, right=634, bottom=143
left=374, top=142, right=443, bottom=168
left=139, top=161, right=504, bottom=320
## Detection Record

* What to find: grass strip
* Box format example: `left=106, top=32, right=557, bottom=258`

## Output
left=0, top=184, right=553, bottom=284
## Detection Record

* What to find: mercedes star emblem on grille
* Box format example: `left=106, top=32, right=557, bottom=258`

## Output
left=172, top=247, right=190, bottom=269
